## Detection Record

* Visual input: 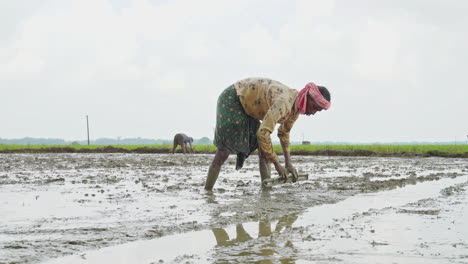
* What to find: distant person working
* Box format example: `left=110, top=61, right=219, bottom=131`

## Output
left=172, top=133, right=194, bottom=154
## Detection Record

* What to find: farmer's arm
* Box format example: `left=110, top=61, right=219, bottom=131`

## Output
left=257, top=102, right=290, bottom=177
left=277, top=113, right=299, bottom=180
left=189, top=140, right=193, bottom=151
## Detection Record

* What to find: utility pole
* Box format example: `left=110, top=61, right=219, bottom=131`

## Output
left=86, top=115, right=90, bottom=145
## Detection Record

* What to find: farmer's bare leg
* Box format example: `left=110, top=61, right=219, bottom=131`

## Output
left=172, top=139, right=178, bottom=154
left=205, top=149, right=230, bottom=190
left=259, top=151, right=271, bottom=183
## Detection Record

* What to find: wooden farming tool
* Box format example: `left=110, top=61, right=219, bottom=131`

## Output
left=262, top=174, right=309, bottom=188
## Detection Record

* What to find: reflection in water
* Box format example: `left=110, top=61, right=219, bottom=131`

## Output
left=213, top=224, right=253, bottom=246
left=211, top=214, right=299, bottom=264
left=204, top=191, right=218, bottom=204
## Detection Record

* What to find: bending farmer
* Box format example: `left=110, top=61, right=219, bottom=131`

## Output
left=172, top=133, right=194, bottom=153
left=205, top=77, right=331, bottom=190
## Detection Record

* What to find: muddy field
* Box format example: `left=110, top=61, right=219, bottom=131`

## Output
left=0, top=153, right=467, bottom=263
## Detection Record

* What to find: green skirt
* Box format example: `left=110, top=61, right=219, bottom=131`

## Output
left=214, top=85, right=260, bottom=169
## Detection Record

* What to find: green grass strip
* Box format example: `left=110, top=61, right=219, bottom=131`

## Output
left=1, top=144, right=467, bottom=155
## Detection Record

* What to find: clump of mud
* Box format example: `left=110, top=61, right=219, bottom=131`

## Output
left=398, top=208, right=440, bottom=215
left=440, top=183, right=466, bottom=196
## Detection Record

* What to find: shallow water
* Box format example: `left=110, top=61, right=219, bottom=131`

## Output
left=42, top=176, right=468, bottom=264
left=0, top=154, right=467, bottom=263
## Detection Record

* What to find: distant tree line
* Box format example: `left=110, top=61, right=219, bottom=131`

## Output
left=0, top=137, right=69, bottom=145
left=0, top=137, right=213, bottom=145
left=0, top=137, right=465, bottom=146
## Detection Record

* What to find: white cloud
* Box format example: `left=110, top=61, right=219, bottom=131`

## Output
left=237, top=24, right=292, bottom=67
left=352, top=19, right=399, bottom=82
left=0, top=0, right=467, bottom=142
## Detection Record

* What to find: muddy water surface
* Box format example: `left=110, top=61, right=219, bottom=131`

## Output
left=0, top=154, right=467, bottom=263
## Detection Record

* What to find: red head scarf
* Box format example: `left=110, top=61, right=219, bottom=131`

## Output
left=296, top=82, right=331, bottom=114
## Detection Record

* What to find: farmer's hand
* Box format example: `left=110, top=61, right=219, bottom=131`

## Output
left=286, top=163, right=298, bottom=182
left=273, top=162, right=288, bottom=183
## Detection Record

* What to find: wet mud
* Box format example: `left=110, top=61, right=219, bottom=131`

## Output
left=0, top=154, right=467, bottom=263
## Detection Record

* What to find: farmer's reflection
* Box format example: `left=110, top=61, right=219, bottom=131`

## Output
left=211, top=214, right=298, bottom=263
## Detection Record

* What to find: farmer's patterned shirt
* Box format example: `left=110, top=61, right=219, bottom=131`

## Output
left=234, top=77, right=299, bottom=162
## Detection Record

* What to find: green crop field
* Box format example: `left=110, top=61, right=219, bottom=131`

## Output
left=287, top=144, right=468, bottom=155
left=1, top=144, right=467, bottom=155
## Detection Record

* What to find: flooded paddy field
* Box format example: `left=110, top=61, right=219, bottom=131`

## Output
left=0, top=153, right=467, bottom=263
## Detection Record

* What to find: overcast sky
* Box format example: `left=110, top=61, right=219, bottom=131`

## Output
left=1, top=0, right=467, bottom=143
